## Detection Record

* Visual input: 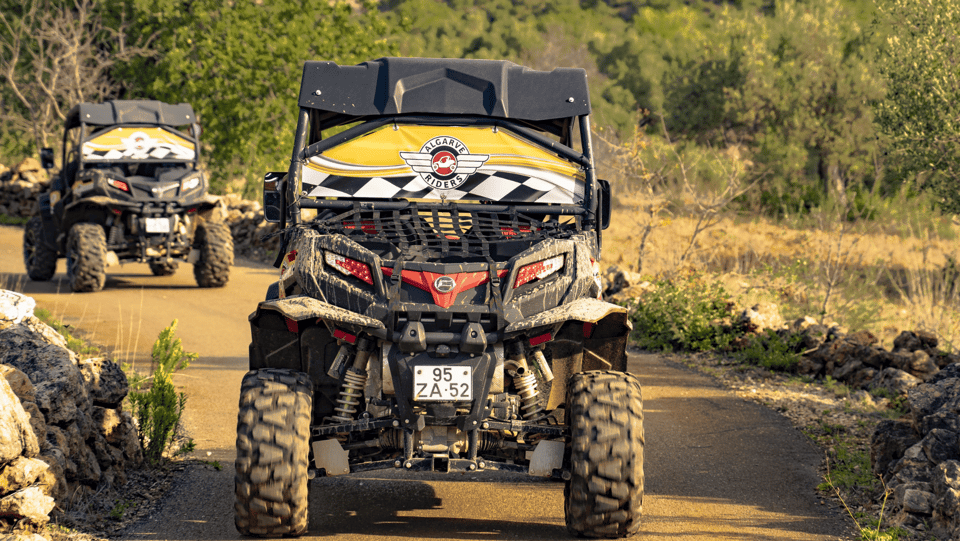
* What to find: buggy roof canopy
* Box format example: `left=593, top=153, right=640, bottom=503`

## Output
left=298, top=57, right=591, bottom=130
left=65, top=100, right=196, bottom=130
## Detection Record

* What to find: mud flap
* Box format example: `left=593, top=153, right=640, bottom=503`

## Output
left=313, top=439, right=350, bottom=476
left=528, top=440, right=564, bottom=477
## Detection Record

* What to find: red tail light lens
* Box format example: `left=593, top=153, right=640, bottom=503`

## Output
left=106, top=178, right=129, bottom=192
left=342, top=220, right=377, bottom=234
left=324, top=251, right=373, bottom=284
left=514, top=255, right=564, bottom=288
left=500, top=226, right=532, bottom=237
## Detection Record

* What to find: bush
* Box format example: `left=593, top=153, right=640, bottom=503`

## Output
left=127, top=320, right=197, bottom=465
left=626, top=273, right=740, bottom=352
left=735, top=329, right=803, bottom=372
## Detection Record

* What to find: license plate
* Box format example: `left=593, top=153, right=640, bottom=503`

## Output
left=414, top=366, right=472, bottom=401
left=145, top=217, right=171, bottom=233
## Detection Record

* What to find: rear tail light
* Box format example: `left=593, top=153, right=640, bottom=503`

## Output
left=514, top=255, right=564, bottom=288
left=500, top=226, right=532, bottom=237
left=342, top=220, right=377, bottom=234
left=106, top=178, right=129, bottom=192
left=324, top=251, right=373, bottom=284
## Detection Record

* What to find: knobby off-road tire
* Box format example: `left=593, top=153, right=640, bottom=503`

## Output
left=66, top=223, right=107, bottom=292
left=193, top=221, right=233, bottom=288
left=149, top=260, right=179, bottom=276
left=235, top=369, right=313, bottom=537
left=23, top=216, right=57, bottom=281
left=565, top=370, right=644, bottom=538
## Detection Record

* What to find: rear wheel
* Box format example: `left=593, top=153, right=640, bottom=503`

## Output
left=193, top=221, right=233, bottom=287
left=565, top=370, right=644, bottom=538
left=235, top=369, right=312, bottom=537
left=149, top=260, right=179, bottom=276
left=23, top=216, right=57, bottom=281
left=66, top=223, right=107, bottom=292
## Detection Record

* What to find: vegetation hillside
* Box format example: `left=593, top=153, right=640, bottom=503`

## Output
left=3, top=0, right=960, bottom=346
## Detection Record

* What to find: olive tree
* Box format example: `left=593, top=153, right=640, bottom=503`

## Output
left=874, top=0, right=960, bottom=213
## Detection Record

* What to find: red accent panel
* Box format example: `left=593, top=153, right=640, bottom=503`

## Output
left=530, top=332, right=553, bottom=346
left=583, top=322, right=595, bottom=339
left=380, top=268, right=509, bottom=308
left=333, top=328, right=357, bottom=344
left=285, top=317, right=299, bottom=333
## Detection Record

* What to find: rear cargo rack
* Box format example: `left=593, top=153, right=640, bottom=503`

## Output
left=307, top=202, right=578, bottom=258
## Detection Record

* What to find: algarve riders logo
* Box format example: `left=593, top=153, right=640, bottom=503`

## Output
left=400, top=136, right=489, bottom=191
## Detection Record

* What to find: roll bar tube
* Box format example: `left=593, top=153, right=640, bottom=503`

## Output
left=282, top=108, right=311, bottom=229
left=579, top=114, right=597, bottom=231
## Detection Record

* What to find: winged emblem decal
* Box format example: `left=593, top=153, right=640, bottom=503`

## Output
left=400, top=135, right=489, bottom=191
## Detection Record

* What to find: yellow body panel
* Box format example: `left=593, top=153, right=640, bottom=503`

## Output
left=309, top=125, right=580, bottom=178
left=82, top=127, right=195, bottom=160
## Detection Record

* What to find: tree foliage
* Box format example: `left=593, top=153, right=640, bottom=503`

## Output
left=0, top=0, right=152, bottom=160
left=873, top=0, right=960, bottom=213
left=665, top=0, right=883, bottom=211
left=0, top=0, right=952, bottom=217
left=115, top=0, right=396, bottom=195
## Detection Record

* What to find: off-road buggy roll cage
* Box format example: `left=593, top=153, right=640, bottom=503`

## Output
left=241, top=58, right=641, bottom=540
left=265, top=58, right=611, bottom=243
left=54, top=100, right=200, bottom=171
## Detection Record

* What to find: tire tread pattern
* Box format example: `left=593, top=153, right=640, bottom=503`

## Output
left=193, top=221, right=233, bottom=288
left=23, top=216, right=57, bottom=281
left=235, top=368, right=312, bottom=538
left=565, top=370, right=644, bottom=538
left=67, top=223, right=106, bottom=292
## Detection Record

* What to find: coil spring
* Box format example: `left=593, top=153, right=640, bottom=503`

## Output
left=330, top=369, right=367, bottom=423
left=108, top=225, right=123, bottom=246
left=514, top=372, right=544, bottom=420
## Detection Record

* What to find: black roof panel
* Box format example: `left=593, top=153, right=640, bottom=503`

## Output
left=298, top=57, right=590, bottom=123
left=65, top=100, right=196, bottom=130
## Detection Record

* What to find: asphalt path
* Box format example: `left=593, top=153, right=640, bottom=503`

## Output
left=0, top=224, right=853, bottom=540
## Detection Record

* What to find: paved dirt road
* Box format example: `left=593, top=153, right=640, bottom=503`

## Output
left=0, top=224, right=853, bottom=540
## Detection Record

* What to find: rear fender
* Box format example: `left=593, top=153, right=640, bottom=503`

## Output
left=249, top=296, right=386, bottom=372
left=505, top=298, right=632, bottom=408
left=195, top=195, right=227, bottom=223
left=249, top=296, right=386, bottom=423
left=61, top=198, right=117, bottom=242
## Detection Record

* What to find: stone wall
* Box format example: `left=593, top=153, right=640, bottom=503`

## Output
left=870, top=364, right=960, bottom=538
left=0, top=291, right=141, bottom=532
left=219, top=194, right=280, bottom=263
left=0, top=158, right=48, bottom=221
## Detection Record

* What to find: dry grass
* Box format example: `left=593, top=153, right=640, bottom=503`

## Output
left=602, top=206, right=960, bottom=352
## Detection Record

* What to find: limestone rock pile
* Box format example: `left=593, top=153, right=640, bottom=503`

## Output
left=797, top=327, right=955, bottom=393
left=0, top=291, right=142, bottom=531
left=0, top=159, right=49, bottom=220
left=221, top=194, right=280, bottom=262
left=870, top=363, right=960, bottom=537
left=601, top=265, right=653, bottom=303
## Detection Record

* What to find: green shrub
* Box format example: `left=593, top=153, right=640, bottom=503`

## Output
left=127, top=320, right=197, bottom=465
left=33, top=307, right=101, bottom=358
left=735, top=329, right=802, bottom=371
left=626, top=273, right=740, bottom=352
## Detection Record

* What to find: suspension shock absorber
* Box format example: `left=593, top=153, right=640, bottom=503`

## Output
left=506, top=342, right=545, bottom=420
left=330, top=368, right=367, bottom=423
left=328, top=337, right=374, bottom=423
